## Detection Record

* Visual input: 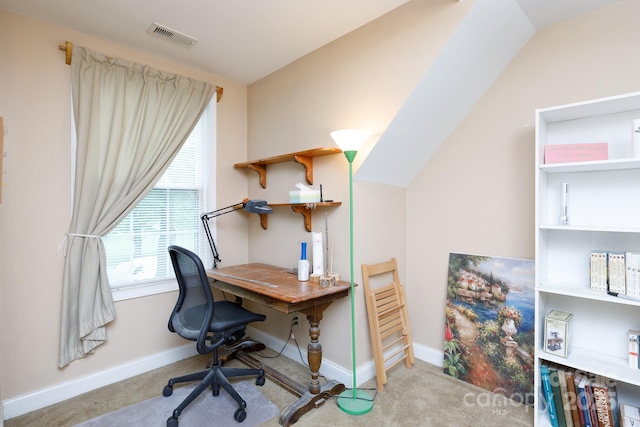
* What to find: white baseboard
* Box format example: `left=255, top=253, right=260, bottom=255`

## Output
left=2, top=344, right=197, bottom=421
left=2, top=328, right=445, bottom=421
left=414, top=341, right=444, bottom=368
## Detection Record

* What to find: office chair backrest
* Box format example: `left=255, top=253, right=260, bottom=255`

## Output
left=167, top=245, right=216, bottom=354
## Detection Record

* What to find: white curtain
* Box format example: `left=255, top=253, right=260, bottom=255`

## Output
left=59, top=46, right=215, bottom=368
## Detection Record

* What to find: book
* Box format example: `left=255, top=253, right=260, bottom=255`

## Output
left=549, top=363, right=568, bottom=427
left=541, top=361, right=560, bottom=427
left=621, top=403, right=640, bottom=427
left=608, top=252, right=626, bottom=294
left=591, top=376, right=620, bottom=427
left=609, top=382, right=620, bottom=427
left=591, top=251, right=608, bottom=292
left=544, top=142, right=608, bottom=164
left=625, top=252, right=640, bottom=297
left=564, top=368, right=582, bottom=427
left=575, top=372, right=594, bottom=427
left=585, top=374, right=600, bottom=427
left=557, top=366, right=574, bottom=427
left=628, top=330, right=640, bottom=368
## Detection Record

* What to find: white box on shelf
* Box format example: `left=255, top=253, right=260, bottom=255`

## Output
left=288, top=189, right=320, bottom=203
left=544, top=310, right=573, bottom=358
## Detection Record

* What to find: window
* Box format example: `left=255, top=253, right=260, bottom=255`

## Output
left=103, top=103, right=215, bottom=300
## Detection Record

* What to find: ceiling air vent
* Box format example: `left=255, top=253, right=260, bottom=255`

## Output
left=146, top=23, right=198, bottom=48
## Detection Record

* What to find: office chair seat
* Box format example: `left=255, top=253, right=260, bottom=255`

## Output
left=164, top=245, right=266, bottom=426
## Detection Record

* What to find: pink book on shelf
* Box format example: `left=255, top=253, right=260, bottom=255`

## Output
left=544, top=143, right=608, bottom=164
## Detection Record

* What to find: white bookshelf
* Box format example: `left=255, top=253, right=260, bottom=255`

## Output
left=534, top=91, right=640, bottom=426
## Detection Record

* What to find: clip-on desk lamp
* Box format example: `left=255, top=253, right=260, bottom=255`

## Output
left=200, top=198, right=272, bottom=268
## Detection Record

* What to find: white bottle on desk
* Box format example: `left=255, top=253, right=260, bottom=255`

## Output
left=298, top=242, right=310, bottom=281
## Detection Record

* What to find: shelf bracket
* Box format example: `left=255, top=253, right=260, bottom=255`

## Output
left=247, top=163, right=267, bottom=189
left=258, top=213, right=268, bottom=230
left=291, top=205, right=312, bottom=232
left=293, top=155, right=313, bottom=185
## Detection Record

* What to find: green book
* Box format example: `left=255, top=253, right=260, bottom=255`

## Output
left=548, top=363, right=567, bottom=427
left=541, top=361, right=560, bottom=427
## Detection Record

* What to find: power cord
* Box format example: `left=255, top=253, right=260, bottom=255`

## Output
left=250, top=317, right=377, bottom=405
left=253, top=316, right=299, bottom=360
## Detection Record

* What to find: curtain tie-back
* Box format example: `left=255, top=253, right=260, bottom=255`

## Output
left=57, top=233, right=102, bottom=257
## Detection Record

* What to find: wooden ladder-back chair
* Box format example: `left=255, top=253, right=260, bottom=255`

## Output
left=361, top=257, right=414, bottom=391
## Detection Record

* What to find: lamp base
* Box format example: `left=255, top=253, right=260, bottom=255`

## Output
left=336, top=389, right=374, bottom=415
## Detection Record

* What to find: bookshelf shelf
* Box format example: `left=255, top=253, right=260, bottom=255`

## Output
left=539, top=224, right=640, bottom=233
left=535, top=92, right=640, bottom=426
left=537, top=284, right=640, bottom=307
left=538, top=347, right=640, bottom=388
left=539, top=157, right=640, bottom=174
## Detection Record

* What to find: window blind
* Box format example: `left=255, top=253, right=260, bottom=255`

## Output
left=104, top=110, right=210, bottom=291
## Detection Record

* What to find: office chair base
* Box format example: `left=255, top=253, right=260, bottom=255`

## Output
left=163, top=363, right=265, bottom=426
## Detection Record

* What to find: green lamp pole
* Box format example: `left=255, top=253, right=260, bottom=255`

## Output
left=330, top=129, right=374, bottom=415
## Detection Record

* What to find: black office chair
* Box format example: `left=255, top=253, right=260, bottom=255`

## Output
left=163, top=245, right=266, bottom=427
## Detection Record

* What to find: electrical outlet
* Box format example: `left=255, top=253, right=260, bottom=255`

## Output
left=291, top=316, right=300, bottom=329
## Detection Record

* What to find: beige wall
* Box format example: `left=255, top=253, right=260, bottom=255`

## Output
left=245, top=0, right=473, bottom=369
left=247, top=0, right=640, bottom=367
left=408, top=0, right=640, bottom=351
left=2, top=0, right=640, bottom=414
left=0, top=9, right=248, bottom=400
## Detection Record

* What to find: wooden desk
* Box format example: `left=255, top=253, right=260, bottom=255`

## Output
left=206, top=263, right=350, bottom=425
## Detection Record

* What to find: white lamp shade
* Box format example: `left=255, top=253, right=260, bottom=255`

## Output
left=330, top=129, right=368, bottom=152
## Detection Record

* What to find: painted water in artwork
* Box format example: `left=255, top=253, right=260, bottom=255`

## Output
left=443, top=253, right=535, bottom=405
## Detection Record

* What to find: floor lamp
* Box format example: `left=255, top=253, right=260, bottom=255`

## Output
left=330, top=129, right=375, bottom=415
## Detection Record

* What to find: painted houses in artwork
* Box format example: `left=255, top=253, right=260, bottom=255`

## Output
left=456, top=270, right=506, bottom=303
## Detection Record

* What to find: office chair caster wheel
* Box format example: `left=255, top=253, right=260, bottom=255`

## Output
left=163, top=385, right=173, bottom=397
left=212, top=383, right=220, bottom=396
left=256, top=376, right=265, bottom=386
left=167, top=415, right=179, bottom=427
left=234, top=408, right=246, bottom=422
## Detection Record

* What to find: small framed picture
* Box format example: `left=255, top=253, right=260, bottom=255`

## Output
left=544, top=310, right=573, bottom=358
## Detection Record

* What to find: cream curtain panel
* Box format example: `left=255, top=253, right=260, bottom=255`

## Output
left=59, top=46, right=214, bottom=368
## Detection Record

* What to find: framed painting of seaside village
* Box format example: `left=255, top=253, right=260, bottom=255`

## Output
left=443, top=253, right=535, bottom=405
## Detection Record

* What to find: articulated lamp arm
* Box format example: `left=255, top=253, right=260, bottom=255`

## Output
left=200, top=198, right=272, bottom=268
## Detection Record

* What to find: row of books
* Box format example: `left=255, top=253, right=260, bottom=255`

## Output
left=540, top=361, right=620, bottom=427
left=590, top=251, right=640, bottom=296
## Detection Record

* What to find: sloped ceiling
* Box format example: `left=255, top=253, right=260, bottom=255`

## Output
left=357, top=0, right=535, bottom=187
left=356, top=0, right=623, bottom=187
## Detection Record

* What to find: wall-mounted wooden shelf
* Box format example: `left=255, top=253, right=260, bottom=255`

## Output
left=234, top=147, right=342, bottom=188
left=258, top=202, right=341, bottom=231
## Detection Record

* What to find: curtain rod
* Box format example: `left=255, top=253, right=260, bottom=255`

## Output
left=58, top=41, right=223, bottom=102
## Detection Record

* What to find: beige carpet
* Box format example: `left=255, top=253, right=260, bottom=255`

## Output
left=6, top=348, right=534, bottom=427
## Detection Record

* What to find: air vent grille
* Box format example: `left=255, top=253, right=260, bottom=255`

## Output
left=146, top=23, right=198, bottom=48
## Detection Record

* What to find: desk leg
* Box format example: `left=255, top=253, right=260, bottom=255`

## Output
left=300, top=303, right=331, bottom=394
left=278, top=302, right=345, bottom=426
